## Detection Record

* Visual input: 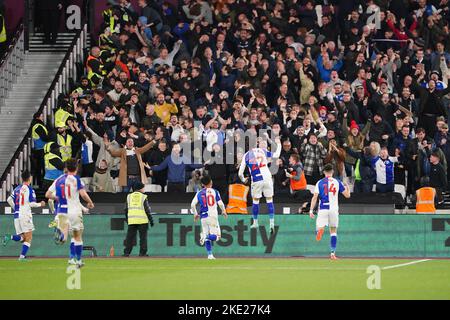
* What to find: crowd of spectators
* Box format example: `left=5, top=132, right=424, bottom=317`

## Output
left=30, top=0, right=450, bottom=202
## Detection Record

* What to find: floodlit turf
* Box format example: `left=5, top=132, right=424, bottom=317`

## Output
left=0, top=257, right=449, bottom=299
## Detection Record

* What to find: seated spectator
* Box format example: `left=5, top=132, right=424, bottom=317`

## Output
left=92, top=160, right=114, bottom=192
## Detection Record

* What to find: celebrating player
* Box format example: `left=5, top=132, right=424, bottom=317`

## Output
left=3, top=171, right=45, bottom=261
left=45, top=159, right=94, bottom=268
left=309, top=164, right=350, bottom=260
left=238, top=135, right=281, bottom=233
left=190, top=174, right=227, bottom=260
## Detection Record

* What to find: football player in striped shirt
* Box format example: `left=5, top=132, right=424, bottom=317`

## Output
left=45, top=159, right=94, bottom=268
left=309, top=164, right=350, bottom=260
left=191, top=175, right=227, bottom=259
left=3, top=171, right=45, bottom=261
left=238, top=136, right=281, bottom=233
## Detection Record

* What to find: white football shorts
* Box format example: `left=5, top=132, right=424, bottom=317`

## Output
left=251, top=180, right=274, bottom=198
left=201, top=216, right=221, bottom=239
left=14, top=215, right=35, bottom=234
left=316, top=209, right=339, bottom=229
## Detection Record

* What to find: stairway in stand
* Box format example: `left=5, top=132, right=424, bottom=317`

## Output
left=29, top=32, right=91, bottom=53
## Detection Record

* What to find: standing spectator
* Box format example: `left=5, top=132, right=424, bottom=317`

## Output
left=154, top=93, right=178, bottom=126
left=435, top=123, right=450, bottom=185
left=368, top=112, right=394, bottom=147
left=106, top=137, right=156, bottom=192
left=372, top=147, right=398, bottom=193
left=300, top=134, right=327, bottom=184
left=429, top=151, right=448, bottom=204
left=149, top=143, right=202, bottom=193
left=38, top=0, right=66, bottom=44
left=413, top=76, right=450, bottom=138
left=145, top=139, right=170, bottom=190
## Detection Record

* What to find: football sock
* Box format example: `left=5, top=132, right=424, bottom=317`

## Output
left=252, top=201, right=259, bottom=221
left=207, top=234, right=217, bottom=241
left=205, top=239, right=212, bottom=255
left=330, top=233, right=337, bottom=253
left=20, top=242, right=30, bottom=258
left=12, top=235, right=22, bottom=242
left=267, top=202, right=275, bottom=221
left=69, top=239, right=76, bottom=259
left=74, top=241, right=83, bottom=261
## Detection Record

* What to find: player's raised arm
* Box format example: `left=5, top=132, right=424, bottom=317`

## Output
left=271, top=137, right=282, bottom=159
left=238, top=153, right=248, bottom=184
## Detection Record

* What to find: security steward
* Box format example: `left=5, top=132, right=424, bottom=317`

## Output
left=124, top=181, right=154, bottom=257
left=226, top=183, right=249, bottom=214
left=43, top=142, right=64, bottom=191
left=31, top=111, right=49, bottom=188
left=415, top=177, right=436, bottom=214
left=0, top=11, right=7, bottom=57
left=86, top=46, right=107, bottom=88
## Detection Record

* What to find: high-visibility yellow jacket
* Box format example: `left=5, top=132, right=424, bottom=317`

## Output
left=127, top=192, right=149, bottom=225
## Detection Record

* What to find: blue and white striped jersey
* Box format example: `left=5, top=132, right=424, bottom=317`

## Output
left=9, top=184, right=38, bottom=219
left=372, top=156, right=398, bottom=185
left=191, top=188, right=223, bottom=219
left=48, top=174, right=85, bottom=215
left=314, top=177, right=345, bottom=211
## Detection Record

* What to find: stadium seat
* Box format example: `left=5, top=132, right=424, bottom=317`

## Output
left=394, top=184, right=406, bottom=199
left=144, top=184, right=162, bottom=193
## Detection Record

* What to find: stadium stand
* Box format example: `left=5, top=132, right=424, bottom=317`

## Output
left=1, top=0, right=450, bottom=211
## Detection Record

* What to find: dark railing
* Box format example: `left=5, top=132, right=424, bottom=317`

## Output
left=0, top=20, right=25, bottom=107
left=0, top=23, right=87, bottom=201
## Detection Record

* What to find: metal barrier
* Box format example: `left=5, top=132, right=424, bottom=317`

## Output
left=0, top=23, right=25, bottom=108
left=0, top=23, right=88, bottom=201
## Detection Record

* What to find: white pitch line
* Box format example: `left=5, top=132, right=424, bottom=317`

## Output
left=382, top=259, right=431, bottom=270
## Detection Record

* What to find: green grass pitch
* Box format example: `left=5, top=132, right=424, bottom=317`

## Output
left=0, top=257, right=449, bottom=299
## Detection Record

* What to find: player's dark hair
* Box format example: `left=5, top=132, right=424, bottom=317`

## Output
left=65, top=158, right=78, bottom=173
left=21, top=170, right=31, bottom=182
left=201, top=174, right=212, bottom=186
left=323, top=163, right=334, bottom=173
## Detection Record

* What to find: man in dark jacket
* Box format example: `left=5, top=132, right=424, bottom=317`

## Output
left=413, top=78, right=450, bottom=138
left=37, top=0, right=66, bottom=44
left=430, top=151, right=448, bottom=204
left=368, top=112, right=394, bottom=147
